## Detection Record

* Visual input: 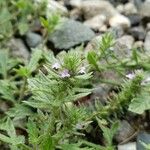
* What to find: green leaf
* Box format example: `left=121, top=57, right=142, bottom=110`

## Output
left=0, top=7, right=13, bottom=38
left=27, top=48, right=43, bottom=73
left=6, top=104, right=33, bottom=120
left=97, top=118, right=119, bottom=146
left=87, top=51, right=99, bottom=70
left=0, top=50, right=8, bottom=78
left=39, top=134, right=55, bottom=150
left=129, top=92, right=150, bottom=114
left=27, top=119, right=39, bottom=144
left=0, top=80, right=16, bottom=102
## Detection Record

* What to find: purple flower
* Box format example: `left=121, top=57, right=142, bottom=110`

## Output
left=126, top=73, right=135, bottom=79
left=79, top=66, right=86, bottom=74
left=60, top=69, right=70, bottom=78
left=52, top=62, right=61, bottom=70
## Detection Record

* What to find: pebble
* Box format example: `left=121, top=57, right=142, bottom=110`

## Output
left=115, top=120, right=135, bottom=143
left=25, top=32, right=42, bottom=48
left=128, top=14, right=141, bottom=26
left=118, top=142, right=136, bottom=150
left=124, top=2, right=137, bottom=15
left=7, top=38, right=30, bottom=62
left=129, top=26, right=146, bottom=41
left=84, top=15, right=106, bottom=31
left=109, top=14, right=131, bottom=29
left=144, top=31, right=150, bottom=51
left=80, top=0, right=118, bottom=19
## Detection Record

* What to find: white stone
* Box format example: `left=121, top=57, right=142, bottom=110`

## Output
left=47, top=0, right=68, bottom=16
left=124, top=2, right=137, bottom=15
left=84, top=15, right=106, bottom=31
left=116, top=4, right=124, bottom=14
left=109, top=14, right=131, bottom=29
left=118, top=142, right=136, bottom=150
left=80, top=0, right=118, bottom=19
left=144, top=31, right=150, bottom=51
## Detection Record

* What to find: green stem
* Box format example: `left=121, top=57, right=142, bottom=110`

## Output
left=18, top=77, right=27, bottom=102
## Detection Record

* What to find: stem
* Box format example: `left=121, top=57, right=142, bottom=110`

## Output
left=18, top=77, right=27, bottom=102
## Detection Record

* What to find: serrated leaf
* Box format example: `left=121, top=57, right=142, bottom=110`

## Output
left=129, top=92, right=150, bottom=114
left=6, top=104, right=33, bottom=120
left=27, top=48, right=42, bottom=73
left=27, top=119, right=39, bottom=144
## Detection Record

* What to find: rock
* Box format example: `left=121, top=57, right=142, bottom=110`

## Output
left=7, top=38, right=30, bottom=62
left=115, top=35, right=135, bottom=57
left=147, top=23, right=150, bottom=31
left=91, top=84, right=111, bottom=105
left=134, top=0, right=150, bottom=17
left=48, top=19, right=95, bottom=50
left=80, top=0, right=118, bottom=19
left=70, top=0, right=82, bottom=8
left=133, top=41, right=144, bottom=49
left=144, top=31, right=150, bottom=51
left=139, top=1, right=150, bottom=18
left=84, top=15, right=106, bottom=31
left=25, top=32, right=42, bottom=48
left=117, top=35, right=134, bottom=49
left=137, top=132, right=150, bottom=150
left=46, top=0, right=68, bottom=16
left=115, top=120, right=135, bottom=143
left=129, top=27, right=146, bottom=41
left=124, top=2, right=137, bottom=15
left=128, top=14, right=141, bottom=26
left=109, top=14, right=131, bottom=29
left=109, top=26, right=124, bottom=38
left=118, top=142, right=136, bottom=150
left=116, top=4, right=124, bottom=14
left=70, top=8, right=82, bottom=20
left=85, top=35, right=103, bottom=52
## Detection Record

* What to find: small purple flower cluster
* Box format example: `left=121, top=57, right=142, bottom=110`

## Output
left=52, top=62, right=86, bottom=79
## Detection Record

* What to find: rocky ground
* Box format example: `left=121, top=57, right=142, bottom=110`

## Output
left=1, top=0, right=150, bottom=149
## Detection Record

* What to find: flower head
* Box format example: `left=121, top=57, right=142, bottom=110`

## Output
left=52, top=62, right=61, bottom=70
left=126, top=73, right=135, bottom=80
left=60, top=69, right=70, bottom=78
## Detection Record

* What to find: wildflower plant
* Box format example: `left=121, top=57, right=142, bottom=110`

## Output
left=1, top=31, right=150, bottom=149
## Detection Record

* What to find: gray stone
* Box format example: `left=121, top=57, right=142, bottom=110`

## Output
left=128, top=14, right=141, bottom=26
left=91, top=84, right=111, bottom=105
left=137, top=132, right=150, bottom=150
left=25, top=32, right=42, bottom=48
left=144, top=31, right=150, bottom=52
left=48, top=19, right=95, bottom=50
left=115, top=35, right=134, bottom=57
left=115, top=120, right=135, bottom=143
left=109, top=26, right=124, bottom=38
left=118, top=142, right=136, bottom=150
left=7, top=38, right=30, bottom=62
left=129, top=27, right=146, bottom=41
